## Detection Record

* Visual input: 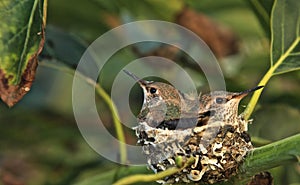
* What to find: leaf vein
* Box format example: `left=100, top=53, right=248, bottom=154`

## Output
left=5, top=25, right=28, bottom=48
left=281, top=0, right=286, bottom=55
left=17, top=0, right=40, bottom=84
left=273, top=67, right=300, bottom=75
left=297, top=12, right=300, bottom=38
left=270, top=0, right=277, bottom=66
left=0, top=0, right=30, bottom=16
left=289, top=51, right=300, bottom=56
left=274, top=37, right=300, bottom=71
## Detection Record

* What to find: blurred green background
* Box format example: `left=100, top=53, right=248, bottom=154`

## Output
left=0, top=0, right=299, bottom=185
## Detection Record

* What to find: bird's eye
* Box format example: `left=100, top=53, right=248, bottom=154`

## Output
left=216, top=97, right=227, bottom=104
left=149, top=87, right=157, bottom=94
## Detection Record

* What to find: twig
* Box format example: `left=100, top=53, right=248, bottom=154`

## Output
left=113, top=157, right=195, bottom=185
left=39, top=60, right=127, bottom=164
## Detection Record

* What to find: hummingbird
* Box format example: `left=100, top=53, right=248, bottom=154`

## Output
left=124, top=70, right=263, bottom=130
left=195, top=86, right=264, bottom=148
left=141, top=85, right=264, bottom=184
left=124, top=70, right=265, bottom=184
left=123, top=70, right=199, bottom=130
left=198, top=86, right=264, bottom=127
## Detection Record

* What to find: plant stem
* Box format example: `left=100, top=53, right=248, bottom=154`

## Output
left=113, top=167, right=179, bottom=185
left=43, top=0, right=48, bottom=26
left=94, top=82, right=127, bottom=164
left=113, top=157, right=195, bottom=185
left=39, top=61, right=127, bottom=164
left=239, top=133, right=300, bottom=178
left=244, top=38, right=300, bottom=120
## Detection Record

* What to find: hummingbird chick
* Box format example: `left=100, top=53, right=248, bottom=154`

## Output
left=197, top=86, right=264, bottom=145
left=124, top=70, right=264, bottom=184
left=198, top=86, right=264, bottom=125
left=124, top=70, right=199, bottom=130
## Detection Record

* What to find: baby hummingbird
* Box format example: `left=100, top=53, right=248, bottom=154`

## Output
left=195, top=86, right=264, bottom=148
left=198, top=86, right=264, bottom=125
left=124, top=70, right=265, bottom=184
left=137, top=86, right=264, bottom=184
left=123, top=70, right=199, bottom=129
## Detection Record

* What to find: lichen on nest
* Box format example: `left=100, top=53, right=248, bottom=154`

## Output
left=135, top=117, right=252, bottom=184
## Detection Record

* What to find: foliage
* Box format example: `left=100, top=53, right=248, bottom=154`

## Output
left=0, top=0, right=299, bottom=185
left=0, top=0, right=46, bottom=107
left=244, top=0, right=300, bottom=120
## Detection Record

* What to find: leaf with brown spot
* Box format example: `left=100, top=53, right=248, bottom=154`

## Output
left=0, top=0, right=46, bottom=107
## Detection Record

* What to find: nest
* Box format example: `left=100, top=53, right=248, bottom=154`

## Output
left=134, top=118, right=252, bottom=184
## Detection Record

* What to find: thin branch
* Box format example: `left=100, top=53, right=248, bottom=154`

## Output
left=39, top=60, right=127, bottom=164
left=244, top=38, right=300, bottom=120
left=113, top=157, right=195, bottom=185
left=94, top=80, right=127, bottom=164
left=113, top=167, right=180, bottom=185
left=43, top=0, right=48, bottom=26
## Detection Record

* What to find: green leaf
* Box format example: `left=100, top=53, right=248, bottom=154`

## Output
left=244, top=0, right=300, bottom=120
left=248, top=0, right=300, bottom=74
left=248, top=0, right=274, bottom=37
left=271, top=0, right=300, bottom=74
left=41, top=25, right=87, bottom=67
left=0, top=0, right=46, bottom=107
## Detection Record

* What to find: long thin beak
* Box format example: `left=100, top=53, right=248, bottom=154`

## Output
left=233, top=86, right=264, bottom=99
left=123, top=70, right=150, bottom=86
